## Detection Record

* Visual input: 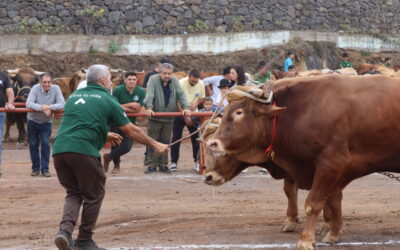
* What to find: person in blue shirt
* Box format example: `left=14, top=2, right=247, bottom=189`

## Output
left=283, top=51, right=295, bottom=72
left=199, top=97, right=221, bottom=113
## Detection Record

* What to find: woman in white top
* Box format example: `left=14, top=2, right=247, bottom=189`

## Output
left=230, top=65, right=251, bottom=87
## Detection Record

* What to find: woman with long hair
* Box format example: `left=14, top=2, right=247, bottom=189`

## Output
left=230, top=65, right=250, bottom=86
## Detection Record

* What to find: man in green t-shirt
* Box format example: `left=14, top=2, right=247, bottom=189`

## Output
left=253, top=61, right=272, bottom=85
left=52, top=65, right=168, bottom=250
left=339, top=52, right=352, bottom=69
left=103, top=72, right=146, bottom=174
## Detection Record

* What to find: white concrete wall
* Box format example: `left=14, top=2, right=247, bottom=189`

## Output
left=0, top=31, right=399, bottom=56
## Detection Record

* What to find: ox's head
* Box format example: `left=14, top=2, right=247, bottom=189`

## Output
left=69, top=68, right=86, bottom=93
left=201, top=118, right=250, bottom=186
left=10, top=68, right=42, bottom=102
left=206, top=85, right=285, bottom=165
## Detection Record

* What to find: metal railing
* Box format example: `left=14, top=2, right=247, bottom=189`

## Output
left=0, top=103, right=214, bottom=118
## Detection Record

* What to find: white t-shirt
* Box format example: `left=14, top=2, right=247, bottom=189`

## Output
left=76, top=80, right=113, bottom=95
left=203, top=75, right=224, bottom=105
left=76, top=80, right=87, bottom=90
left=215, top=93, right=229, bottom=110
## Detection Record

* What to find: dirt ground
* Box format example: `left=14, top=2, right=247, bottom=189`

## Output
left=1, top=125, right=400, bottom=250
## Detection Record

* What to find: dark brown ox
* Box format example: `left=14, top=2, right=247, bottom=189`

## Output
left=356, top=63, right=380, bottom=75
left=201, top=118, right=334, bottom=234
left=4, top=68, right=41, bottom=143
left=206, top=75, right=400, bottom=249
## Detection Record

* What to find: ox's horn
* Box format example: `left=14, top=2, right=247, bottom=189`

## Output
left=248, top=88, right=264, bottom=98
left=33, top=71, right=46, bottom=75
left=110, top=68, right=126, bottom=73
left=6, top=69, right=19, bottom=74
left=263, top=82, right=274, bottom=99
left=81, top=68, right=87, bottom=73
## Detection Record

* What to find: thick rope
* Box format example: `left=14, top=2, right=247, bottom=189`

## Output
left=229, top=89, right=273, bottom=104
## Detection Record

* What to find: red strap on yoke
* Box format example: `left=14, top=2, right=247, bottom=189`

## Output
left=265, top=103, right=277, bottom=154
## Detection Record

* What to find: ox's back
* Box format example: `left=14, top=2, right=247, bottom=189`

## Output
left=273, top=75, right=400, bottom=180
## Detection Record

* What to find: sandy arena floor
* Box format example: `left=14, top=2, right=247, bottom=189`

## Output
left=1, top=127, right=400, bottom=250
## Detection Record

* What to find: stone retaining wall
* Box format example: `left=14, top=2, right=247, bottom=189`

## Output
left=0, top=0, right=398, bottom=35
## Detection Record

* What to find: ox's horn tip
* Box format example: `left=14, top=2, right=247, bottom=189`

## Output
left=248, top=88, right=264, bottom=98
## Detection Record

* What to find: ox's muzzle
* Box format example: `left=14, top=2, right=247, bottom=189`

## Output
left=204, top=171, right=226, bottom=186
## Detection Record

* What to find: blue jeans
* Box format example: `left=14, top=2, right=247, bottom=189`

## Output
left=28, top=120, right=52, bottom=173
left=0, top=112, right=4, bottom=172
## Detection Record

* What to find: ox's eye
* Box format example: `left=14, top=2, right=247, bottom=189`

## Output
left=232, top=108, right=245, bottom=121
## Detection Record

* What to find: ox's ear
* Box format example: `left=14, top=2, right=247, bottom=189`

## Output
left=254, top=103, right=286, bottom=116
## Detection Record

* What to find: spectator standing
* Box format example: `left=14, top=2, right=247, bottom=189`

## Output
left=52, top=64, right=168, bottom=250
left=253, top=61, right=272, bottom=85
left=26, top=73, right=65, bottom=177
left=142, top=58, right=169, bottom=166
left=142, top=58, right=169, bottom=88
left=0, top=71, right=15, bottom=178
left=339, top=53, right=352, bottom=68
left=144, top=63, right=191, bottom=174
left=283, top=51, right=295, bottom=72
left=170, top=69, right=205, bottom=172
left=203, top=66, right=231, bottom=105
left=103, top=72, right=146, bottom=174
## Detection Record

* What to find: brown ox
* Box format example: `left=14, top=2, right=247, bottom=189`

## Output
left=357, top=64, right=400, bottom=75
left=68, top=69, right=86, bottom=94
left=272, top=68, right=357, bottom=80
left=356, top=63, right=380, bottom=75
left=206, top=75, right=400, bottom=249
left=52, top=77, right=71, bottom=99
left=201, top=118, right=334, bottom=234
left=65, top=68, right=128, bottom=96
left=4, top=68, right=42, bottom=143
left=136, top=71, right=146, bottom=86
left=171, top=71, right=188, bottom=80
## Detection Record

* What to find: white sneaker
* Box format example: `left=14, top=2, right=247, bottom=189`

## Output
left=258, top=168, right=268, bottom=175
left=194, top=162, right=200, bottom=172
left=170, top=162, right=177, bottom=171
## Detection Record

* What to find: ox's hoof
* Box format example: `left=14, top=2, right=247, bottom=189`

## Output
left=317, top=222, right=330, bottom=235
left=322, top=231, right=339, bottom=244
left=297, top=240, right=315, bottom=250
left=281, top=221, right=297, bottom=232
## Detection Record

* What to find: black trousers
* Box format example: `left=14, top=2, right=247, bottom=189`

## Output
left=170, top=116, right=199, bottom=164
left=109, top=126, right=133, bottom=165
